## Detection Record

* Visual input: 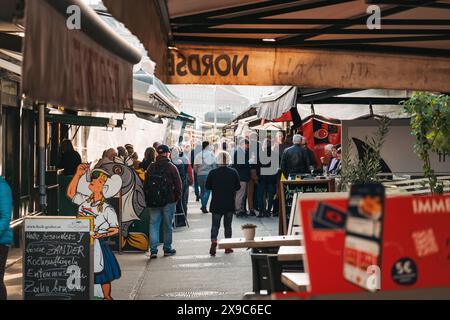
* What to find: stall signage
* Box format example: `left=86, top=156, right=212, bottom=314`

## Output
left=298, top=194, right=450, bottom=297
left=23, top=217, right=93, bottom=300
left=166, top=44, right=450, bottom=92
left=22, top=0, right=134, bottom=113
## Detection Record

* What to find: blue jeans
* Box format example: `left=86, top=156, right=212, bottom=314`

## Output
left=149, top=202, right=176, bottom=254
left=257, top=181, right=276, bottom=212
left=197, top=175, right=211, bottom=209
left=193, top=171, right=200, bottom=198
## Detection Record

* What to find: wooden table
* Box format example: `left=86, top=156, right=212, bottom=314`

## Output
left=277, top=246, right=305, bottom=261
left=218, top=235, right=302, bottom=249
left=281, top=272, right=310, bottom=292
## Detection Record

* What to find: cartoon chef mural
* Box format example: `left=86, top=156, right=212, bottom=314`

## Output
left=67, top=164, right=122, bottom=300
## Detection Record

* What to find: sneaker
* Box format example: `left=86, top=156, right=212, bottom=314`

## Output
left=196, top=196, right=200, bottom=202
left=225, top=248, right=234, bottom=254
left=249, top=210, right=256, bottom=216
left=239, top=211, right=249, bottom=218
left=164, top=249, right=177, bottom=257
left=149, top=253, right=157, bottom=259
left=201, top=207, right=208, bottom=214
left=209, top=241, right=217, bottom=256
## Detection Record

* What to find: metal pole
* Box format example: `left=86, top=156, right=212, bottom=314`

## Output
left=214, top=86, right=217, bottom=138
left=38, top=102, right=47, bottom=213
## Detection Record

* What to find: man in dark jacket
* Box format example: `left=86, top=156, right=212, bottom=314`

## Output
left=57, top=139, right=82, bottom=176
left=281, top=134, right=311, bottom=178
left=145, top=145, right=182, bottom=259
left=301, top=137, right=317, bottom=171
left=206, top=151, right=241, bottom=256
left=233, top=138, right=251, bottom=217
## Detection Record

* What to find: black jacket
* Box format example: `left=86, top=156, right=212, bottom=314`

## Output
left=281, top=144, right=310, bottom=177
left=233, top=148, right=251, bottom=182
left=57, top=150, right=81, bottom=176
left=206, top=166, right=241, bottom=214
left=303, top=146, right=317, bottom=169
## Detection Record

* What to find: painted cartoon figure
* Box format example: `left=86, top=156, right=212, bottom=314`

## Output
left=67, top=164, right=122, bottom=300
left=99, top=161, right=148, bottom=251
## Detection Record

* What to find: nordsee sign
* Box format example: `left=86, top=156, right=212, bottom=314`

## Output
left=169, top=52, right=249, bottom=77
left=166, top=44, right=450, bottom=92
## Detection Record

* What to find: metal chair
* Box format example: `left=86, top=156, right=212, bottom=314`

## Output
left=173, top=199, right=189, bottom=229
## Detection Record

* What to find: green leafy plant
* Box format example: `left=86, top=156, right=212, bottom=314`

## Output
left=340, top=116, right=390, bottom=190
left=402, top=92, right=450, bottom=195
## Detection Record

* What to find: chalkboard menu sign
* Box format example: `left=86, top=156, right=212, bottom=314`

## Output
left=23, top=217, right=93, bottom=300
left=279, top=179, right=335, bottom=235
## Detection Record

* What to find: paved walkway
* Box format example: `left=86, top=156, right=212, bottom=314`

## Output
left=4, top=189, right=279, bottom=300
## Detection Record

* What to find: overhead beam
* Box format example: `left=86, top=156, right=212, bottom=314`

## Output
left=309, top=97, right=409, bottom=104
left=279, top=0, right=439, bottom=45
left=297, top=89, right=360, bottom=103
left=291, top=35, right=450, bottom=46
left=172, top=35, right=450, bottom=57
left=366, top=0, right=450, bottom=9
left=171, top=0, right=298, bottom=21
left=172, top=18, right=450, bottom=26
left=166, top=44, right=450, bottom=93
left=174, top=27, right=450, bottom=35
left=172, top=0, right=351, bottom=23
left=0, top=32, right=22, bottom=52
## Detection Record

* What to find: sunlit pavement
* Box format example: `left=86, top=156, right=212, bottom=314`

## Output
left=4, top=188, right=278, bottom=300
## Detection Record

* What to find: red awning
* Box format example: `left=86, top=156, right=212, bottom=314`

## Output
left=273, top=111, right=292, bottom=122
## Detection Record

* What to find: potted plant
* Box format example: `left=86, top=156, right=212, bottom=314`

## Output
left=402, top=92, right=450, bottom=195
left=241, top=223, right=257, bottom=240
left=339, top=116, right=390, bottom=190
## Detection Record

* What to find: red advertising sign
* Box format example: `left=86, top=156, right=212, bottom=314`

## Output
left=302, top=118, right=341, bottom=167
left=296, top=194, right=450, bottom=297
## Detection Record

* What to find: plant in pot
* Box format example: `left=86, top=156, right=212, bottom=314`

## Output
left=241, top=223, right=257, bottom=240
left=402, top=92, right=450, bottom=195
left=339, top=116, right=390, bottom=191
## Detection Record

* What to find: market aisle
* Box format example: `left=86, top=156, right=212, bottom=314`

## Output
left=115, top=189, right=278, bottom=300
left=4, top=189, right=279, bottom=300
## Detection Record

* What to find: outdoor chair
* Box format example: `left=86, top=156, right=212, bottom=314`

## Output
left=250, top=253, right=272, bottom=294
left=266, top=254, right=304, bottom=293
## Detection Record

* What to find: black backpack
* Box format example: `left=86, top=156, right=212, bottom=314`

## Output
left=144, top=163, right=172, bottom=208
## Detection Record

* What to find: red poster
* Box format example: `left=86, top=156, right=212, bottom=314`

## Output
left=296, top=194, right=450, bottom=297
left=302, top=118, right=341, bottom=167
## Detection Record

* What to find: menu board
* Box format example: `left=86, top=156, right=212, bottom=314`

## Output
left=296, top=193, right=450, bottom=297
left=279, top=179, right=334, bottom=235
left=23, top=217, right=93, bottom=300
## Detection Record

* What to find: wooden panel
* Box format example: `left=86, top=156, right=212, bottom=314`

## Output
left=167, top=44, right=450, bottom=92
left=277, top=246, right=305, bottom=261
left=281, top=272, right=310, bottom=292
left=218, top=235, right=302, bottom=249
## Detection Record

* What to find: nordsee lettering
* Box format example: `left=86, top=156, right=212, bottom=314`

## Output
left=170, top=52, right=249, bottom=77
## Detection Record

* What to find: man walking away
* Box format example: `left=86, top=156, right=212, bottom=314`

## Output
left=0, top=176, right=12, bottom=300
left=194, top=142, right=216, bottom=213
left=144, top=145, right=182, bottom=259
left=281, top=134, right=311, bottom=178
left=206, top=151, right=241, bottom=256
left=233, top=139, right=251, bottom=217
